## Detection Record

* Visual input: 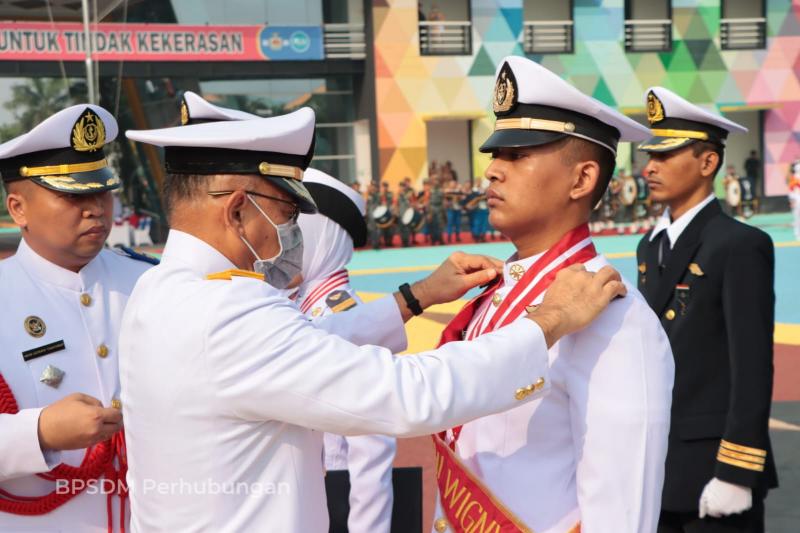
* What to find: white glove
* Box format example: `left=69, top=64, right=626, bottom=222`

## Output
left=698, top=477, right=753, bottom=518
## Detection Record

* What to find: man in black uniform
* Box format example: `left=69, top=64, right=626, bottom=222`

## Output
left=636, top=87, right=778, bottom=533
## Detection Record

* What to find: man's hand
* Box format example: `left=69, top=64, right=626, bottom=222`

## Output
left=699, top=478, right=753, bottom=518
left=37, top=393, right=123, bottom=451
left=527, top=264, right=626, bottom=347
left=394, top=252, right=502, bottom=322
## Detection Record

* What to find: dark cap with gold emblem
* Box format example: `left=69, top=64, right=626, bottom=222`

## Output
left=480, top=56, right=650, bottom=155
left=126, top=106, right=318, bottom=214
left=0, top=104, right=120, bottom=194
left=638, top=86, right=747, bottom=153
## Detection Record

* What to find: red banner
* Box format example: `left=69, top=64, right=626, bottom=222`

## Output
left=0, top=21, right=324, bottom=61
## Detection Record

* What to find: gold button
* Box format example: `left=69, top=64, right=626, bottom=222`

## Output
left=535, top=377, right=546, bottom=389
left=525, top=384, right=535, bottom=392
left=111, top=398, right=122, bottom=410
left=665, top=309, right=676, bottom=321
left=434, top=517, right=448, bottom=532
left=509, top=264, right=525, bottom=281
left=515, top=388, right=528, bottom=401
left=491, top=293, right=502, bottom=307
left=96, top=344, right=109, bottom=358
left=258, top=162, right=271, bottom=175
left=80, top=293, right=92, bottom=307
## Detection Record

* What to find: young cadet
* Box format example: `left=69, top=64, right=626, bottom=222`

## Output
left=430, top=56, right=675, bottom=533
left=636, top=87, right=778, bottom=533
left=296, top=168, right=396, bottom=533
left=0, top=105, right=152, bottom=531
left=120, top=105, right=627, bottom=532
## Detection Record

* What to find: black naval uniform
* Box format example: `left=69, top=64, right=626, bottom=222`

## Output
left=637, top=200, right=778, bottom=532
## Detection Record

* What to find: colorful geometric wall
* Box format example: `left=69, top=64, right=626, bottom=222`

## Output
left=372, top=0, right=800, bottom=196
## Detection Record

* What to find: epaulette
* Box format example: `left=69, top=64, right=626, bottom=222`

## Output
left=114, top=245, right=160, bottom=265
left=206, top=269, right=265, bottom=281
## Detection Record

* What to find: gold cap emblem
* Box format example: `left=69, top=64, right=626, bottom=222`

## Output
left=646, top=91, right=665, bottom=125
left=24, top=315, right=46, bottom=338
left=71, top=108, right=106, bottom=152
left=493, top=62, right=517, bottom=115
left=180, top=99, right=189, bottom=125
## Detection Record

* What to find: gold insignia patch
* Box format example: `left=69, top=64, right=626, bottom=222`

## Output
left=24, top=315, right=46, bottom=338
left=180, top=99, right=189, bottom=125
left=509, top=263, right=525, bottom=282
left=71, top=108, right=106, bottom=152
left=638, top=262, right=647, bottom=274
left=689, top=263, right=705, bottom=276
left=646, top=91, right=665, bottom=125
left=493, top=62, right=517, bottom=115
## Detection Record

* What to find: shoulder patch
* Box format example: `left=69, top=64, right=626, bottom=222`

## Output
left=206, top=269, right=265, bottom=282
left=114, top=245, right=160, bottom=265
left=325, top=289, right=358, bottom=313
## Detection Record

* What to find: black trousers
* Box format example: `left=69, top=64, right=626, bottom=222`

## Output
left=658, top=499, right=764, bottom=533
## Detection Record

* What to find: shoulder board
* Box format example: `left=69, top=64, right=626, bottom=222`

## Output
left=114, top=245, right=160, bottom=265
left=325, top=289, right=358, bottom=313
left=206, top=269, right=265, bottom=282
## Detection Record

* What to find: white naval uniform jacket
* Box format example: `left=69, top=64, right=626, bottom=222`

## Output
left=0, top=238, right=151, bottom=532
left=433, top=254, right=675, bottom=533
left=299, top=280, right=396, bottom=533
left=119, top=230, right=553, bottom=533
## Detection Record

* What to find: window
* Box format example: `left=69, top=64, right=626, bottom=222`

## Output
left=624, top=0, right=672, bottom=52
left=523, top=0, right=574, bottom=55
left=721, top=0, right=766, bottom=50
left=418, top=0, right=472, bottom=56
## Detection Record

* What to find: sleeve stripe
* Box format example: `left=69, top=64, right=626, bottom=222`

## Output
left=720, top=439, right=767, bottom=458
left=718, top=447, right=766, bottom=465
left=717, top=453, right=765, bottom=472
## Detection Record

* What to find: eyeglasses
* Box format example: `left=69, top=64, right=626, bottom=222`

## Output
left=208, top=190, right=300, bottom=223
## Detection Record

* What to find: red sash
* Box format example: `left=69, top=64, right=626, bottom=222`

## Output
left=0, top=373, right=128, bottom=533
left=432, top=224, right=596, bottom=533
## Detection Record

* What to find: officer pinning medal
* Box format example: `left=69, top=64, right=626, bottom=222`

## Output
left=116, top=90, right=625, bottom=531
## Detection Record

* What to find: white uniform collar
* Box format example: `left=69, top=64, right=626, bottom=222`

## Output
left=15, top=237, right=102, bottom=291
left=160, top=229, right=236, bottom=276
left=503, top=250, right=546, bottom=287
left=649, top=193, right=716, bottom=248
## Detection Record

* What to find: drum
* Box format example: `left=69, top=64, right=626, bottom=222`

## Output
left=401, top=207, right=425, bottom=231
left=371, top=205, right=395, bottom=229
left=726, top=179, right=741, bottom=207
left=620, top=177, right=637, bottom=206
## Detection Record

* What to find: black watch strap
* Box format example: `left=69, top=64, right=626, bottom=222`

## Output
left=399, top=283, right=423, bottom=316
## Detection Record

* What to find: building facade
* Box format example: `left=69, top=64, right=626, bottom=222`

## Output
left=374, top=0, right=800, bottom=203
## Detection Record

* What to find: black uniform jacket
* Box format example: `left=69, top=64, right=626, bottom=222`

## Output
left=637, top=199, right=778, bottom=511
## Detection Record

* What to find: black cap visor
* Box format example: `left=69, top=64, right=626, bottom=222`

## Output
left=637, top=136, right=697, bottom=153
left=272, top=176, right=318, bottom=214
left=479, top=129, right=567, bottom=153
left=31, top=166, right=120, bottom=194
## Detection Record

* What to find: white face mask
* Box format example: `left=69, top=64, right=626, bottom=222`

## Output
left=239, top=195, right=304, bottom=290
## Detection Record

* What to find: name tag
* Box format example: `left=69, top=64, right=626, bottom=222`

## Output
left=22, top=340, right=66, bottom=362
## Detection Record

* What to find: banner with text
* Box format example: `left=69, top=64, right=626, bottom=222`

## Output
left=0, top=22, right=324, bottom=61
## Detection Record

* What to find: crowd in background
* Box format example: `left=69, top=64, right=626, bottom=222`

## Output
left=352, top=150, right=766, bottom=250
